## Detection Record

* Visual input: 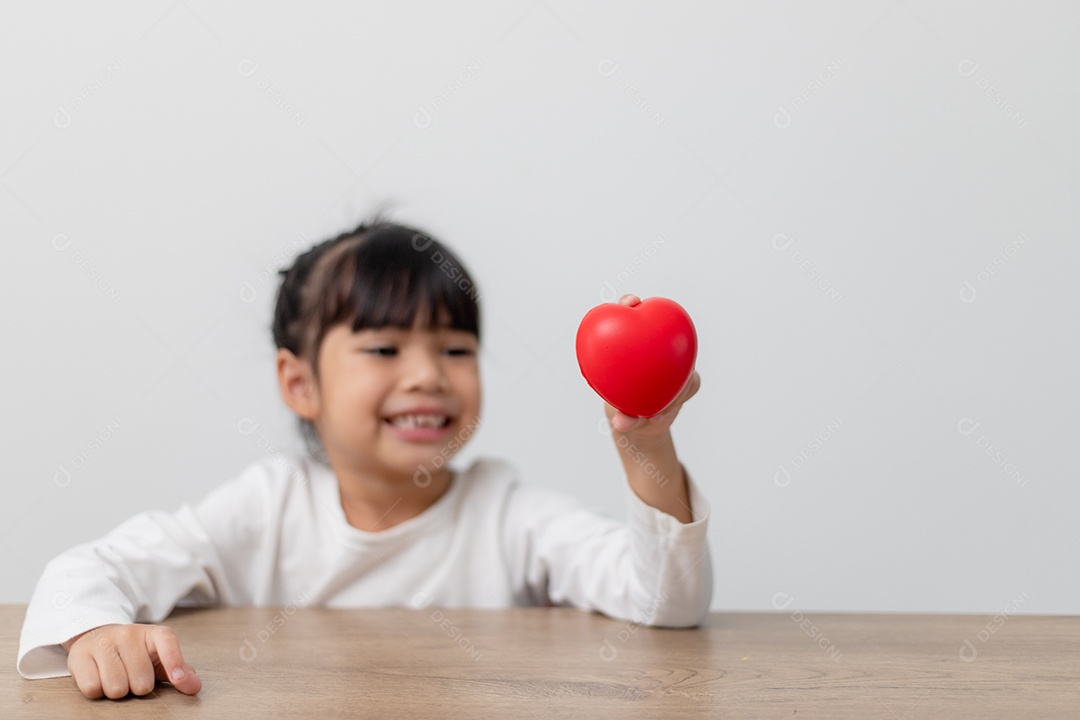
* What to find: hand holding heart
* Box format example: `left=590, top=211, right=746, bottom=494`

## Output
left=606, top=362, right=700, bottom=435
left=577, top=294, right=700, bottom=436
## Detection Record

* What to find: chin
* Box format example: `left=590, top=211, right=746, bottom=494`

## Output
left=397, top=457, right=451, bottom=488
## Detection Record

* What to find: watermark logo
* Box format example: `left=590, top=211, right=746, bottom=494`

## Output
left=771, top=591, right=842, bottom=660
left=54, top=416, right=124, bottom=487
left=599, top=589, right=670, bottom=661
left=598, top=232, right=671, bottom=302
left=410, top=591, right=482, bottom=661
left=771, top=591, right=795, bottom=610
left=414, top=58, right=483, bottom=129
left=958, top=591, right=1029, bottom=661
left=774, top=416, right=844, bottom=487
left=237, top=234, right=308, bottom=304
left=51, top=233, right=122, bottom=302
left=410, top=233, right=481, bottom=302
left=770, top=233, right=842, bottom=302
left=236, top=59, right=308, bottom=129
left=958, top=233, right=1029, bottom=303
left=413, top=416, right=482, bottom=487
left=236, top=417, right=305, bottom=484
left=411, top=591, right=435, bottom=610
left=597, top=416, right=670, bottom=488
left=774, top=58, right=843, bottom=130
left=597, top=58, right=668, bottom=129
left=54, top=58, right=123, bottom=129
left=957, top=416, right=1027, bottom=487
left=238, top=591, right=311, bottom=662
left=957, top=58, right=1028, bottom=129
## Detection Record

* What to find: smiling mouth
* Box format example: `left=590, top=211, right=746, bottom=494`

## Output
left=383, top=414, right=452, bottom=430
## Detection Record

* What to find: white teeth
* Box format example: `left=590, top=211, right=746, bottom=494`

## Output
left=389, top=414, right=448, bottom=429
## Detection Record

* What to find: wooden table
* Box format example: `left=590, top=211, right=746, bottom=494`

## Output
left=2, top=604, right=1077, bottom=718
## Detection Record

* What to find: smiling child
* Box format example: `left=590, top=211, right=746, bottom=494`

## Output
left=17, top=216, right=712, bottom=699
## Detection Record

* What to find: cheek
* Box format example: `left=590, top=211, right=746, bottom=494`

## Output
left=326, top=372, right=384, bottom=420
left=453, top=369, right=481, bottom=407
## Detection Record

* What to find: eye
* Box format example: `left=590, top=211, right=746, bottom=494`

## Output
left=444, top=347, right=475, bottom=357
left=364, top=346, right=398, bottom=357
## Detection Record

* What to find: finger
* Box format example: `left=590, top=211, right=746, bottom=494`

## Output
left=618, top=294, right=641, bottom=306
left=67, top=647, right=104, bottom=699
left=156, top=661, right=202, bottom=695
left=148, top=627, right=202, bottom=695
left=678, top=371, right=701, bottom=403
left=180, top=662, right=202, bottom=694
left=612, top=412, right=644, bottom=433
left=92, top=641, right=130, bottom=699
left=118, top=639, right=157, bottom=697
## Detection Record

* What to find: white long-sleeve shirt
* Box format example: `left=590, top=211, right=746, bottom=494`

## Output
left=17, top=455, right=713, bottom=678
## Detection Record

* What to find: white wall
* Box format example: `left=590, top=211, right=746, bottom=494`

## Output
left=2, top=1, right=1077, bottom=615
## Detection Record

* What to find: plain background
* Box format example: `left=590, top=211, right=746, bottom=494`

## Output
left=2, top=2, right=1077, bottom=616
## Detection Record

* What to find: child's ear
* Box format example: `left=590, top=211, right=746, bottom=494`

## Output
left=276, top=348, right=319, bottom=420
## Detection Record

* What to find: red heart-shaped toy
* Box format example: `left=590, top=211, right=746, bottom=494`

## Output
left=575, top=297, right=697, bottom=418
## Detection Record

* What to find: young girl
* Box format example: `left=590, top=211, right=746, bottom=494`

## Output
left=17, top=217, right=711, bottom=699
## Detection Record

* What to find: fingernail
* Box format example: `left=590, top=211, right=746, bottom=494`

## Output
left=172, top=667, right=186, bottom=681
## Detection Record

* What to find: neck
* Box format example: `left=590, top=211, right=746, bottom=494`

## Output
left=330, top=458, right=453, bottom=533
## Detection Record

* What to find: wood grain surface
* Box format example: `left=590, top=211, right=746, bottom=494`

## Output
left=2, top=604, right=1077, bottom=718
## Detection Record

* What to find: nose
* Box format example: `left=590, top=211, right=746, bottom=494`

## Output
left=401, top=346, right=449, bottom=393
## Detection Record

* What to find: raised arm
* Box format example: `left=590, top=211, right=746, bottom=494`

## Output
left=603, top=292, right=701, bottom=523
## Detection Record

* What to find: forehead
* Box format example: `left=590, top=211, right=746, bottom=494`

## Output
left=334, top=322, right=476, bottom=340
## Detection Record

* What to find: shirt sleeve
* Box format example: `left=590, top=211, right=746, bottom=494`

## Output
left=502, top=462, right=713, bottom=628
left=16, top=462, right=271, bottom=679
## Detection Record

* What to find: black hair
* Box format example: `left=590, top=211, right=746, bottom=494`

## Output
left=271, top=211, right=481, bottom=461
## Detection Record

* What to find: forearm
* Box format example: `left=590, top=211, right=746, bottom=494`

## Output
left=611, top=430, right=692, bottom=523
left=18, top=507, right=224, bottom=679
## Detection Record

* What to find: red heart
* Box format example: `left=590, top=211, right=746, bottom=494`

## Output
left=575, top=297, right=697, bottom=418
